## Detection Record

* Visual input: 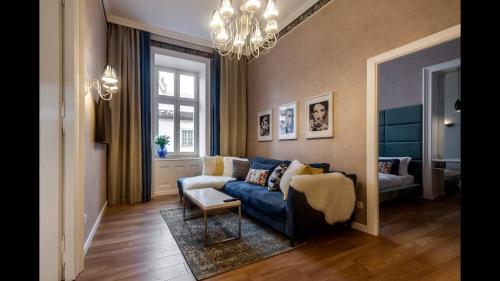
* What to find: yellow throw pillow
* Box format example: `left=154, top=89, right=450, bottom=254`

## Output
left=296, top=165, right=324, bottom=175
left=214, top=156, right=224, bottom=176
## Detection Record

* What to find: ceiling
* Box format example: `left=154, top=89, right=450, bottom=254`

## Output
left=102, top=0, right=319, bottom=47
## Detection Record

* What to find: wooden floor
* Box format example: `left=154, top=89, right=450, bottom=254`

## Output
left=77, top=192, right=460, bottom=281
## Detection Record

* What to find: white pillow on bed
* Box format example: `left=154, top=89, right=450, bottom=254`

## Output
left=379, top=157, right=411, bottom=176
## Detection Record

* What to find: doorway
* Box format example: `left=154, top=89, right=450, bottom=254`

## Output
left=365, top=24, right=460, bottom=236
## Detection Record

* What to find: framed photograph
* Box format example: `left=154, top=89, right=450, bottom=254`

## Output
left=257, top=108, right=273, bottom=141
left=305, top=92, right=333, bottom=139
left=278, top=102, right=297, bottom=140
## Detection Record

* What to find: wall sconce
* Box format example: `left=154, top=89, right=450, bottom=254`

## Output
left=444, top=120, right=455, bottom=127
left=85, top=65, right=119, bottom=100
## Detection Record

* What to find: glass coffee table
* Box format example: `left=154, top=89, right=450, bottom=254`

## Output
left=183, top=188, right=241, bottom=246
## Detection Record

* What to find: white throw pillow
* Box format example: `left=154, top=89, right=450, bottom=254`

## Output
left=379, top=156, right=412, bottom=176
left=222, top=156, right=248, bottom=177
left=279, top=160, right=304, bottom=200
left=202, top=156, right=218, bottom=175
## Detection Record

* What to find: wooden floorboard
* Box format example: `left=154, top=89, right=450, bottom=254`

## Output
left=77, top=192, right=460, bottom=281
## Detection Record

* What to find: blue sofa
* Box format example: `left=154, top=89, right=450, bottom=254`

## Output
left=177, top=156, right=357, bottom=245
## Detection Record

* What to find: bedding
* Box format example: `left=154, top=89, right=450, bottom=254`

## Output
left=378, top=173, right=414, bottom=189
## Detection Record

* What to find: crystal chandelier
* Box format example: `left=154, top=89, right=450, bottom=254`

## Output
left=210, top=0, right=280, bottom=60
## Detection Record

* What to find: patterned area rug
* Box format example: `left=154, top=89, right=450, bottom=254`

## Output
left=160, top=207, right=303, bottom=280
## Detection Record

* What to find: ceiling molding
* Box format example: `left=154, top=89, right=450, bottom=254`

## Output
left=106, top=14, right=213, bottom=48
left=279, top=0, right=321, bottom=32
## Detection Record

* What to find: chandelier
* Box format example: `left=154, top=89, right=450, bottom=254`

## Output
left=210, top=0, right=280, bottom=60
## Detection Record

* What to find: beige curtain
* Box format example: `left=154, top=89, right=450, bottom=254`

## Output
left=220, top=56, right=247, bottom=157
left=106, top=23, right=143, bottom=205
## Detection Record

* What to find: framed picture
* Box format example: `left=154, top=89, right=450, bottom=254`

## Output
left=257, top=108, right=273, bottom=141
left=278, top=102, right=297, bottom=140
left=305, top=92, right=333, bottom=139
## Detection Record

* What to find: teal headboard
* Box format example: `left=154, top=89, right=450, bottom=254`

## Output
left=379, top=104, right=422, bottom=184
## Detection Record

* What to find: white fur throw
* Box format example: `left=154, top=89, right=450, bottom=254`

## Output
left=289, top=172, right=355, bottom=224
left=182, top=175, right=236, bottom=191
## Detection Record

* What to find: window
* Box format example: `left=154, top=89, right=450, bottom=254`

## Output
left=154, top=66, right=198, bottom=157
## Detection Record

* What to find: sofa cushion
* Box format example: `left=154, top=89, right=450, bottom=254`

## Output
left=223, top=181, right=286, bottom=219
left=232, top=159, right=251, bottom=180
left=223, top=156, right=248, bottom=177
left=268, top=162, right=289, bottom=191
left=245, top=168, right=269, bottom=186
left=250, top=156, right=286, bottom=168
left=181, top=175, right=236, bottom=191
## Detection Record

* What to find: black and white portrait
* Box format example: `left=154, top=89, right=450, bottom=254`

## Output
left=257, top=108, right=273, bottom=141
left=278, top=102, right=297, bottom=140
left=305, top=92, right=333, bottom=139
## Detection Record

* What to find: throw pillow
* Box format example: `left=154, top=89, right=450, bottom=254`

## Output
left=251, top=162, right=276, bottom=185
left=378, top=159, right=400, bottom=175
left=245, top=169, right=269, bottom=186
left=279, top=160, right=304, bottom=200
left=267, top=162, right=289, bottom=191
left=379, top=156, right=411, bottom=175
left=202, top=156, right=224, bottom=176
left=296, top=165, right=324, bottom=175
left=232, top=159, right=251, bottom=180
left=223, top=156, right=247, bottom=177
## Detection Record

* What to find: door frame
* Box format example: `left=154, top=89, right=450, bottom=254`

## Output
left=63, top=0, right=86, bottom=279
left=365, top=25, right=460, bottom=236
left=422, top=58, right=461, bottom=199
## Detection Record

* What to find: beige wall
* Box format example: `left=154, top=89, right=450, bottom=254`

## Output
left=84, top=0, right=108, bottom=240
left=247, top=0, right=460, bottom=224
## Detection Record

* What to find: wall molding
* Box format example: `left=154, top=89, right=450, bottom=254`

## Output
left=106, top=14, right=213, bottom=48
left=351, top=222, right=368, bottom=232
left=84, top=201, right=108, bottom=256
left=155, top=190, right=179, bottom=197
left=151, top=40, right=213, bottom=59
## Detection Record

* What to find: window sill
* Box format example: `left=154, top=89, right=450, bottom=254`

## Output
left=155, top=157, right=202, bottom=161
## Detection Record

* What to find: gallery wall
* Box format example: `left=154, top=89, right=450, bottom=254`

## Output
left=247, top=0, right=460, bottom=225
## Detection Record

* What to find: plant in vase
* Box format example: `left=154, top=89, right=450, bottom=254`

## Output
left=154, top=135, right=170, bottom=158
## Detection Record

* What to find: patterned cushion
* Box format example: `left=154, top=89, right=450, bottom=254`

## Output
left=378, top=159, right=400, bottom=175
left=267, top=162, right=289, bottom=191
left=245, top=169, right=270, bottom=186
left=232, top=159, right=251, bottom=180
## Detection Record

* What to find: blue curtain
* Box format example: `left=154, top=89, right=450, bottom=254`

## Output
left=210, top=53, right=221, bottom=156
left=140, top=31, right=152, bottom=202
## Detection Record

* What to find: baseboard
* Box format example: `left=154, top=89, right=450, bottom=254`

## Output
left=155, top=190, right=179, bottom=196
left=84, top=201, right=107, bottom=256
left=351, top=222, right=368, bottom=232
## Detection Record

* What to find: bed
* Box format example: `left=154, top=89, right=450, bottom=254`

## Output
left=379, top=105, right=423, bottom=203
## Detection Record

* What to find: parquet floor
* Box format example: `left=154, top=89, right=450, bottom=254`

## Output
left=76, top=192, right=460, bottom=281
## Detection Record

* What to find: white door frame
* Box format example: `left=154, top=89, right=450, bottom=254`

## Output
left=422, top=58, right=461, bottom=199
left=63, top=0, right=86, bottom=279
left=366, top=25, right=460, bottom=236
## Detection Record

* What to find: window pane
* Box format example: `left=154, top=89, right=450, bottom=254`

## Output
left=179, top=105, right=195, bottom=152
left=158, top=71, right=174, bottom=96
left=158, top=103, right=175, bottom=152
left=179, top=74, right=195, bottom=99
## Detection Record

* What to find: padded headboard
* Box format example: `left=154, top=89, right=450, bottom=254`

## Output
left=379, top=104, right=422, bottom=184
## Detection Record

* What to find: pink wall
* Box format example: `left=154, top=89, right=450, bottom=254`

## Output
left=247, top=0, right=460, bottom=224
left=84, top=0, right=108, bottom=240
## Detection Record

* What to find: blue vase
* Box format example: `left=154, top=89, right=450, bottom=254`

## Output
left=157, top=145, right=167, bottom=158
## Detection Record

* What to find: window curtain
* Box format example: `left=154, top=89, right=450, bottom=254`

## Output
left=210, top=53, right=221, bottom=156
left=106, top=23, right=143, bottom=205
left=139, top=31, right=152, bottom=202
left=219, top=56, right=247, bottom=157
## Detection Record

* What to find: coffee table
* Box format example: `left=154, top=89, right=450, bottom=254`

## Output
left=183, top=188, right=241, bottom=246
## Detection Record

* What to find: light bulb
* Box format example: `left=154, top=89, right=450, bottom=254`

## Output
left=220, top=0, right=234, bottom=18
left=251, top=26, right=263, bottom=44
left=233, top=33, right=245, bottom=48
left=245, top=0, right=261, bottom=13
left=264, top=0, right=279, bottom=20
left=216, top=26, right=229, bottom=43
left=264, top=19, right=278, bottom=34
left=210, top=10, right=223, bottom=29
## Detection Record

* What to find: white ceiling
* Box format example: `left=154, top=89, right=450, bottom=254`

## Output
left=103, top=0, right=319, bottom=47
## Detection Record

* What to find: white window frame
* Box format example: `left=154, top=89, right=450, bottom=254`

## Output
left=153, top=66, right=199, bottom=157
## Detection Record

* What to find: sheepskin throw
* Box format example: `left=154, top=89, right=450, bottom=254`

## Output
left=289, top=172, right=355, bottom=224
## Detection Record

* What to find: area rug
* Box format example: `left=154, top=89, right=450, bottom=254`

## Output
left=160, top=207, right=303, bottom=280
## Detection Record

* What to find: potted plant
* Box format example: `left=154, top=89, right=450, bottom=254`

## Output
left=154, top=135, right=170, bottom=158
